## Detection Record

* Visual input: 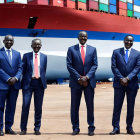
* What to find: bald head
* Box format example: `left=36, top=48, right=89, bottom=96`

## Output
left=78, top=31, right=88, bottom=38
left=124, top=35, right=134, bottom=41
left=32, top=38, right=41, bottom=45
left=4, top=35, right=14, bottom=40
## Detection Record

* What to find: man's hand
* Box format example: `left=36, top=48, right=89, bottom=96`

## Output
left=80, top=76, right=88, bottom=82
left=78, top=76, right=89, bottom=87
left=78, top=77, right=83, bottom=86
left=120, top=78, right=128, bottom=86
left=7, top=77, right=17, bottom=86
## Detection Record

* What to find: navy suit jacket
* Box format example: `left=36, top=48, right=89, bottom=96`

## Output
left=111, top=47, right=140, bottom=90
left=67, top=44, right=98, bottom=89
left=21, top=52, right=47, bottom=90
left=0, top=47, right=22, bottom=90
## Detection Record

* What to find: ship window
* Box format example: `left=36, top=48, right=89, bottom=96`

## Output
left=28, top=17, right=38, bottom=29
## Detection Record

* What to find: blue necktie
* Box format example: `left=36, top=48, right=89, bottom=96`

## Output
left=125, top=49, right=129, bottom=63
left=7, top=50, right=12, bottom=65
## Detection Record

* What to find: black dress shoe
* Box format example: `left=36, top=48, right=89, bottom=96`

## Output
left=110, top=128, right=120, bottom=135
left=34, top=130, right=41, bottom=135
left=5, top=129, right=17, bottom=135
left=88, top=126, right=95, bottom=136
left=72, top=130, right=79, bottom=135
left=88, top=130, right=94, bottom=136
left=0, top=130, right=4, bottom=136
left=19, top=130, right=26, bottom=135
left=127, top=129, right=135, bottom=135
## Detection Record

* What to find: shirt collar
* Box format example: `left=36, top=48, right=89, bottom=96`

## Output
left=4, top=46, right=12, bottom=52
left=33, top=51, right=40, bottom=55
left=124, top=47, right=131, bottom=52
left=79, top=43, right=87, bottom=48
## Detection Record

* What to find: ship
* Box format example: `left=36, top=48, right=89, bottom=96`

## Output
left=0, top=0, right=140, bottom=81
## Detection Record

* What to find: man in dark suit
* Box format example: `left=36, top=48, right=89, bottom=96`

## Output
left=110, top=35, right=140, bottom=135
left=0, top=35, right=22, bottom=136
left=67, top=31, right=98, bottom=136
left=20, top=39, right=47, bottom=135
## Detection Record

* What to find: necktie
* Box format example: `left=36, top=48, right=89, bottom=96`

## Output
left=125, top=49, right=129, bottom=63
left=7, top=50, right=12, bottom=65
left=34, top=53, right=39, bottom=78
left=81, top=45, right=85, bottom=64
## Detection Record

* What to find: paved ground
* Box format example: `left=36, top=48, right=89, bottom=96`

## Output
left=1, top=83, right=140, bottom=140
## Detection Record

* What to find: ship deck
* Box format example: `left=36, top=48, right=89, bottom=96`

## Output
left=1, top=83, right=140, bottom=140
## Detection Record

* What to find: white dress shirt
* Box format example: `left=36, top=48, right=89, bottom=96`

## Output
left=124, top=47, right=131, bottom=57
left=79, top=43, right=87, bottom=55
left=32, top=52, right=40, bottom=77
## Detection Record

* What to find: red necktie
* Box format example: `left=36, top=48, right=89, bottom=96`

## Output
left=34, top=53, right=39, bottom=78
left=81, top=45, right=85, bottom=64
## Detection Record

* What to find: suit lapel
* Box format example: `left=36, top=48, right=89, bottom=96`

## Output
left=30, top=52, right=33, bottom=71
left=75, top=44, right=83, bottom=64
left=1, top=47, right=12, bottom=67
left=40, top=53, right=43, bottom=73
left=120, top=48, right=126, bottom=64
left=127, top=49, right=134, bottom=64
left=12, top=49, right=15, bottom=68
left=85, top=45, right=89, bottom=64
